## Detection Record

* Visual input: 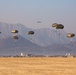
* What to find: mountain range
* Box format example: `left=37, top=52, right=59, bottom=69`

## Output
left=0, top=22, right=76, bottom=56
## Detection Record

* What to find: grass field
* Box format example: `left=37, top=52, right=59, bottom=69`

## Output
left=0, top=57, right=76, bottom=75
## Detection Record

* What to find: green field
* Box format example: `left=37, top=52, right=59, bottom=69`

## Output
left=0, top=57, right=76, bottom=75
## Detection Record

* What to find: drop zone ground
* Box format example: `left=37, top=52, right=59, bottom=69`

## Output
left=0, top=57, right=76, bottom=75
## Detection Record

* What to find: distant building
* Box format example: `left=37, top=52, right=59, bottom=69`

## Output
left=20, top=53, right=24, bottom=56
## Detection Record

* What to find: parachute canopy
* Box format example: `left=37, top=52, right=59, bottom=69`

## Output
left=37, top=21, right=42, bottom=23
left=52, top=23, right=58, bottom=27
left=56, top=24, right=64, bottom=29
left=13, top=36, right=18, bottom=39
left=11, top=30, right=18, bottom=33
left=67, top=33, right=75, bottom=38
left=28, top=31, right=34, bottom=35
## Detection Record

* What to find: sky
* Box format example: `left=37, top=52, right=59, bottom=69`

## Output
left=0, top=0, right=76, bottom=33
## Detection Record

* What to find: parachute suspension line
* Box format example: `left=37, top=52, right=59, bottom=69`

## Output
left=28, top=35, right=33, bottom=42
left=56, top=29, right=61, bottom=39
left=71, top=38, right=73, bottom=43
left=71, top=38, right=73, bottom=46
left=70, top=38, right=74, bottom=46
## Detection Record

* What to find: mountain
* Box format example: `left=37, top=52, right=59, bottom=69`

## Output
left=0, top=22, right=76, bottom=56
left=0, top=35, right=76, bottom=56
left=0, top=22, right=73, bottom=47
left=32, top=28, right=70, bottom=46
left=0, top=35, right=45, bottom=56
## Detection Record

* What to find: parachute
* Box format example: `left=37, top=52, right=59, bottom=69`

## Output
left=37, top=21, right=42, bottom=23
left=28, top=31, right=34, bottom=41
left=28, top=31, right=34, bottom=35
left=13, top=36, right=18, bottom=43
left=52, top=23, right=64, bottom=39
left=11, top=30, right=19, bottom=43
left=11, top=30, right=18, bottom=33
left=52, top=23, right=58, bottom=27
left=56, top=24, right=64, bottom=29
left=67, top=33, right=75, bottom=38
left=52, top=23, right=64, bottom=29
left=67, top=33, right=75, bottom=46
left=13, top=36, right=18, bottom=39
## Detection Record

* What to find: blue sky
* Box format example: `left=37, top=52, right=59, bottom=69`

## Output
left=0, top=0, right=76, bottom=33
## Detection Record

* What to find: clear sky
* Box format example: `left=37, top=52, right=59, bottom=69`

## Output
left=0, top=0, right=76, bottom=33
